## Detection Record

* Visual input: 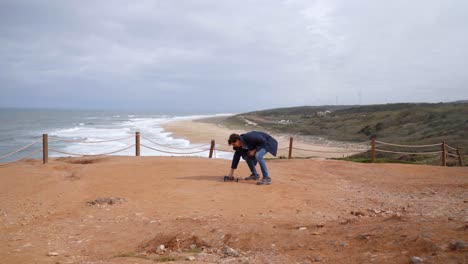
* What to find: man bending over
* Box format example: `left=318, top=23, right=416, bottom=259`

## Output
left=227, top=131, right=278, bottom=185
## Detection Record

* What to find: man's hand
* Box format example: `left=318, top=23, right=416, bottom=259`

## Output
left=248, top=149, right=256, bottom=157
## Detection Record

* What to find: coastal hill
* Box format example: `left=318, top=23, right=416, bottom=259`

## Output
left=223, top=102, right=468, bottom=148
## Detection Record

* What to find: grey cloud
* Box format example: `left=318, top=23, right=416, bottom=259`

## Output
left=0, top=0, right=467, bottom=111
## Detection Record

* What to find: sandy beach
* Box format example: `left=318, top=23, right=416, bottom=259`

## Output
left=162, top=117, right=369, bottom=159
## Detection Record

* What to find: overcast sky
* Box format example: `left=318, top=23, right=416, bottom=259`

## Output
left=0, top=0, right=467, bottom=112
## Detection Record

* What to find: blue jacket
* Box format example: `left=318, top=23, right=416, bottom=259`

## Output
left=231, top=131, right=278, bottom=169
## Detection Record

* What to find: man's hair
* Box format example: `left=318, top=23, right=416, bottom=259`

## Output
left=228, top=133, right=240, bottom=145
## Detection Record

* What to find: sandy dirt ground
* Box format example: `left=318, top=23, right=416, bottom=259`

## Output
left=1, top=156, right=467, bottom=264
left=162, top=119, right=368, bottom=159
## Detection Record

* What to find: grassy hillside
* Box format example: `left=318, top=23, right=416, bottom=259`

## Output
left=222, top=102, right=468, bottom=165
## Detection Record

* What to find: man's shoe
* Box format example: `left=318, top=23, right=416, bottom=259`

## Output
left=244, top=173, right=260, bottom=180
left=256, top=177, right=272, bottom=185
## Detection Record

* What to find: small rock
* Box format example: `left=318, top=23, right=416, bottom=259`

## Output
left=357, top=234, right=371, bottom=240
left=223, top=246, right=240, bottom=257
left=47, top=252, right=59, bottom=256
left=410, top=256, right=423, bottom=263
left=298, top=227, right=307, bottom=230
left=186, top=256, right=196, bottom=261
left=351, top=211, right=365, bottom=217
left=156, top=244, right=165, bottom=254
left=314, top=256, right=322, bottom=262
left=86, top=197, right=126, bottom=206
left=450, top=240, right=468, bottom=251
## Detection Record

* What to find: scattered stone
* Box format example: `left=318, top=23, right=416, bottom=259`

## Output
left=298, top=227, right=307, bottom=230
left=223, top=246, right=240, bottom=257
left=357, top=234, right=372, bottom=240
left=47, top=252, right=59, bottom=256
left=314, top=256, right=322, bottom=262
left=186, top=256, right=196, bottom=261
left=86, top=197, right=126, bottom=206
left=410, top=256, right=423, bottom=263
left=190, top=244, right=197, bottom=250
left=351, top=211, right=365, bottom=217
left=156, top=244, right=165, bottom=254
left=450, top=240, right=468, bottom=251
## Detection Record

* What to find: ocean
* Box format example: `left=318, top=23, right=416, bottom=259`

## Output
left=0, top=108, right=233, bottom=163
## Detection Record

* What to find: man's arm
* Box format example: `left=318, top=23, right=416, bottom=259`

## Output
left=228, top=150, right=241, bottom=176
left=248, top=149, right=256, bottom=157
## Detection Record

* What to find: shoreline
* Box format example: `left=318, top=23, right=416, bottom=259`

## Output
left=161, top=115, right=370, bottom=158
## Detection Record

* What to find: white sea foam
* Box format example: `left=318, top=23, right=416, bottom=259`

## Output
left=48, top=114, right=233, bottom=159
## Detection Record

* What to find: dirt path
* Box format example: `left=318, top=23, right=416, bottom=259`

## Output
left=0, top=157, right=467, bottom=263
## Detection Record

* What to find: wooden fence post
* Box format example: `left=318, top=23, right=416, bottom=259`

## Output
left=288, top=137, right=293, bottom=159
left=456, top=148, right=463, bottom=167
left=135, top=132, right=140, bottom=156
left=209, top=140, right=215, bottom=158
left=42, top=134, right=48, bottom=164
left=371, top=138, right=376, bottom=163
left=441, top=141, right=446, bottom=166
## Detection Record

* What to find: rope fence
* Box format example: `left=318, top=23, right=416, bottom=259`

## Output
left=375, top=141, right=440, bottom=148
left=49, top=145, right=136, bottom=157
left=140, top=144, right=211, bottom=155
left=373, top=139, right=464, bottom=166
left=0, top=133, right=465, bottom=167
left=445, top=144, right=458, bottom=151
left=49, top=135, right=133, bottom=144
left=292, top=147, right=369, bottom=154
left=0, top=138, right=42, bottom=159
left=374, top=149, right=442, bottom=155
left=0, top=149, right=42, bottom=167
left=141, top=135, right=210, bottom=150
